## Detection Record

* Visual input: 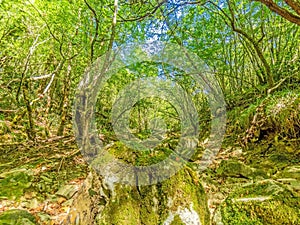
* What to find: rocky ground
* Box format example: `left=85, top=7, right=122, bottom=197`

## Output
left=0, top=137, right=299, bottom=224
left=0, top=138, right=88, bottom=225
left=201, top=143, right=300, bottom=225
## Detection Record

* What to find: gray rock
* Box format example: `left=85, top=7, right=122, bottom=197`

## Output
left=56, top=185, right=79, bottom=199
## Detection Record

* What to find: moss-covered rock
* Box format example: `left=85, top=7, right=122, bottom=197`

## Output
left=218, top=180, right=300, bottom=225
left=275, top=166, right=300, bottom=180
left=170, top=214, right=185, bottom=225
left=160, top=168, right=210, bottom=225
left=92, top=167, right=209, bottom=225
left=0, top=209, right=37, bottom=225
left=0, top=169, right=32, bottom=200
left=275, top=165, right=300, bottom=195
left=216, top=159, right=255, bottom=179
left=97, top=184, right=141, bottom=225
left=71, top=141, right=210, bottom=224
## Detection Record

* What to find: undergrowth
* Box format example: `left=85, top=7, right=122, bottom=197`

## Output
left=227, top=87, right=300, bottom=148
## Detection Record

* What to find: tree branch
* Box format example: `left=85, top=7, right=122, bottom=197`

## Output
left=117, top=0, right=167, bottom=22
left=84, top=0, right=99, bottom=62
left=284, top=0, right=300, bottom=16
left=254, top=0, right=300, bottom=25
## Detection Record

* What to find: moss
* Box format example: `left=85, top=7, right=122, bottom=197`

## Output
left=276, top=166, right=300, bottom=180
left=139, top=185, right=160, bottom=225
left=160, top=168, right=210, bottom=224
left=170, top=215, right=185, bottom=225
left=108, top=141, right=173, bottom=166
left=97, top=185, right=141, bottom=225
left=216, top=159, right=255, bottom=178
left=0, top=209, right=37, bottom=225
left=96, top=167, right=210, bottom=225
left=0, top=170, right=32, bottom=200
left=107, top=198, right=140, bottom=225
left=220, top=181, right=300, bottom=225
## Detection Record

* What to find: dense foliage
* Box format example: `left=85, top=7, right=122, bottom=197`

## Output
left=0, top=0, right=299, bottom=145
left=1, top=1, right=300, bottom=224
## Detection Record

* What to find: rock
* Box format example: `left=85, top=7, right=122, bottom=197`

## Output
left=56, top=185, right=79, bottom=199
left=62, top=170, right=103, bottom=225
left=29, top=198, right=39, bottom=208
left=0, top=169, right=33, bottom=200
left=96, top=168, right=210, bottom=225
left=212, top=207, right=224, bottom=225
left=164, top=203, right=202, bottom=225
left=218, top=180, right=300, bottom=224
left=22, top=198, right=39, bottom=209
left=36, top=212, right=51, bottom=224
left=64, top=167, right=210, bottom=225
left=0, top=168, right=29, bottom=178
left=0, top=209, right=37, bottom=225
left=274, top=166, right=300, bottom=195
left=276, top=178, right=300, bottom=196
left=275, top=166, right=300, bottom=180
left=216, top=159, right=255, bottom=179
left=230, top=148, right=243, bottom=157
left=62, top=198, right=74, bottom=207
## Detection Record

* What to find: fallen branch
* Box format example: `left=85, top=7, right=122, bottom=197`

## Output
left=0, top=109, right=17, bottom=113
left=267, top=74, right=296, bottom=95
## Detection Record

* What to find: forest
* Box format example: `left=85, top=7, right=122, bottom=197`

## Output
left=0, top=0, right=299, bottom=224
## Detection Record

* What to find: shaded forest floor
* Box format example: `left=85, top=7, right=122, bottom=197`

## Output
left=0, top=138, right=88, bottom=224
left=0, top=136, right=299, bottom=224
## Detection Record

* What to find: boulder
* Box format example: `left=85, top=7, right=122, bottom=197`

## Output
left=64, top=167, right=210, bottom=225
left=96, top=168, right=209, bottom=225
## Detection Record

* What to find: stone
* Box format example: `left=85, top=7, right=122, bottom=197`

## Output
left=164, top=203, right=202, bottom=225
left=275, top=166, right=300, bottom=180
left=64, top=167, right=210, bottom=224
left=56, top=185, right=79, bottom=199
left=96, top=168, right=210, bottom=225
left=36, top=212, right=51, bottom=224
left=218, top=180, right=300, bottom=224
left=276, top=178, right=300, bottom=196
left=62, top=170, right=103, bottom=225
left=0, top=169, right=33, bottom=200
left=216, top=159, right=255, bottom=179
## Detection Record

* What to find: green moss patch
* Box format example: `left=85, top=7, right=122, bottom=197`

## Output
left=0, top=170, right=32, bottom=200
left=0, top=209, right=37, bottom=225
left=220, top=180, right=300, bottom=225
left=96, top=167, right=210, bottom=225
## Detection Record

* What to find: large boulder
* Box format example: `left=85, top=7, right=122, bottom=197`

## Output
left=64, top=167, right=210, bottom=225
left=96, top=168, right=210, bottom=225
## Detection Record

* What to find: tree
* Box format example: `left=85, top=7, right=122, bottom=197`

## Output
left=254, top=0, right=300, bottom=25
